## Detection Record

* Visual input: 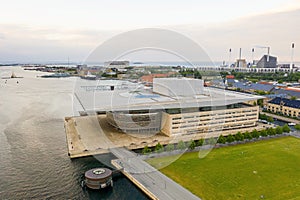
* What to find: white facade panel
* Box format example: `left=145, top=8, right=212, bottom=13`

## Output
left=153, top=78, right=204, bottom=97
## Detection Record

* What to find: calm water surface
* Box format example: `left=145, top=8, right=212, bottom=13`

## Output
left=0, top=67, right=148, bottom=199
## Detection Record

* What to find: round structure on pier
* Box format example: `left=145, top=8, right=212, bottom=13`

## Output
left=84, top=168, right=113, bottom=189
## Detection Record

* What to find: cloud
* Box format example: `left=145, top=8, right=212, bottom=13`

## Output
left=172, top=9, right=300, bottom=62
left=0, top=33, right=5, bottom=39
left=0, top=8, right=299, bottom=63
left=0, top=24, right=121, bottom=63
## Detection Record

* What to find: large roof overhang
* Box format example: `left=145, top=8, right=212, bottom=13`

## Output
left=74, top=85, right=264, bottom=113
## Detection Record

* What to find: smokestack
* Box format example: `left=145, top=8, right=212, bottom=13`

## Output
left=267, top=47, right=270, bottom=62
left=252, top=48, right=255, bottom=65
left=236, top=48, right=242, bottom=68
left=228, top=48, right=232, bottom=67
left=291, top=43, right=295, bottom=70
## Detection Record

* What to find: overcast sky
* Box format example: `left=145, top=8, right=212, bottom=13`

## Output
left=0, top=0, right=299, bottom=63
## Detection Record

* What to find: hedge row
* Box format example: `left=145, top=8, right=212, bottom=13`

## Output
left=141, top=125, right=291, bottom=154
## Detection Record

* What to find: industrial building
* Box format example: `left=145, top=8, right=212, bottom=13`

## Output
left=256, top=55, right=277, bottom=68
left=75, top=78, right=263, bottom=138
left=104, top=61, right=129, bottom=69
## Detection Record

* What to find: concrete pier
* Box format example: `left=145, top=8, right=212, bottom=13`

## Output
left=110, top=147, right=200, bottom=200
left=64, top=115, right=270, bottom=159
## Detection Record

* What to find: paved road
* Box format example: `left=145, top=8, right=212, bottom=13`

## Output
left=261, top=111, right=300, bottom=124
left=110, top=147, right=200, bottom=200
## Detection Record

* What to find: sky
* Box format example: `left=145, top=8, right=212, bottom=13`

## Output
left=0, top=0, right=300, bottom=63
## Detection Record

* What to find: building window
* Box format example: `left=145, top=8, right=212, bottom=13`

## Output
left=173, top=117, right=182, bottom=120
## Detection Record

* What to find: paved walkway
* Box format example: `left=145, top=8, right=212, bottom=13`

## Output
left=290, top=131, right=300, bottom=139
left=110, top=147, right=200, bottom=200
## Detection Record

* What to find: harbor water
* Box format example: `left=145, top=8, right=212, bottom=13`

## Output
left=0, top=66, right=148, bottom=199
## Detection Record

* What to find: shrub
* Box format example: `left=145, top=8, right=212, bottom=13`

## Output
left=282, top=124, right=290, bottom=133
left=260, top=129, right=268, bottom=137
left=166, top=143, right=174, bottom=151
left=189, top=140, right=196, bottom=150
left=275, top=126, right=283, bottom=135
left=177, top=140, right=186, bottom=150
left=295, top=124, right=300, bottom=130
left=155, top=142, right=164, bottom=153
left=208, top=137, right=217, bottom=145
left=235, top=132, right=244, bottom=141
left=217, top=135, right=226, bottom=144
left=267, top=127, right=275, bottom=135
left=252, top=129, right=260, bottom=139
left=196, top=139, right=204, bottom=146
left=244, top=131, right=253, bottom=140
left=142, top=145, right=151, bottom=154
left=226, top=134, right=235, bottom=143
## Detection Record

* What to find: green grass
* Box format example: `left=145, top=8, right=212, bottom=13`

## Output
left=147, top=137, right=300, bottom=200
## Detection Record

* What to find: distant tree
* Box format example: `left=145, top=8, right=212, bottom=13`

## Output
left=267, top=116, right=274, bottom=123
left=220, top=71, right=229, bottom=78
left=177, top=140, right=186, bottom=150
left=166, top=143, right=174, bottom=151
left=196, top=139, right=204, bottom=146
left=275, top=126, right=283, bottom=135
left=194, top=71, right=202, bottom=79
left=125, top=66, right=134, bottom=70
left=278, top=80, right=283, bottom=84
left=189, top=140, right=196, bottom=150
left=282, top=124, right=291, bottom=133
left=259, top=113, right=267, bottom=120
left=255, top=90, right=267, bottom=95
left=142, top=145, right=151, bottom=154
left=217, top=135, right=226, bottom=144
left=291, top=96, right=297, bottom=100
left=155, top=142, right=164, bottom=153
left=226, top=134, right=235, bottom=143
left=257, top=99, right=264, bottom=107
left=295, top=124, right=300, bottom=130
left=236, top=88, right=241, bottom=92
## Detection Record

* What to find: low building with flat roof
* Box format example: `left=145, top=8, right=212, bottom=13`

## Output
left=74, top=77, right=263, bottom=138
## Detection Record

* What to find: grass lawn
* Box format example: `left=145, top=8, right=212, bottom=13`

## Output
left=147, top=136, right=300, bottom=200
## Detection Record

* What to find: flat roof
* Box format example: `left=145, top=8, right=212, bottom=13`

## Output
left=74, top=80, right=263, bottom=113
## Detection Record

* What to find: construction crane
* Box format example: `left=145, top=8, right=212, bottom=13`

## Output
left=254, top=45, right=270, bottom=62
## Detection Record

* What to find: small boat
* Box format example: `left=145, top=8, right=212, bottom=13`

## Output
left=288, top=123, right=296, bottom=126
